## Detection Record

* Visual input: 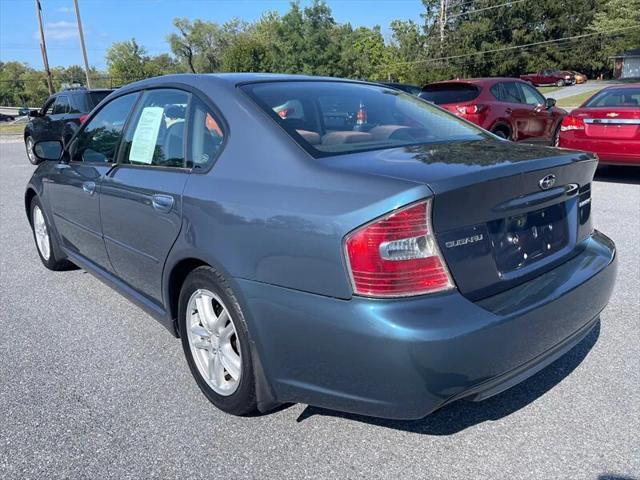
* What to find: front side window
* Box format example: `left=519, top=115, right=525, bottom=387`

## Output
left=243, top=81, right=488, bottom=157
left=118, top=89, right=190, bottom=168
left=519, top=84, right=545, bottom=106
left=52, top=96, right=69, bottom=115
left=73, top=93, right=138, bottom=163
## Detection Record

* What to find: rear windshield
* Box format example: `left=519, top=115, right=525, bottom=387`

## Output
left=584, top=88, right=640, bottom=108
left=418, top=84, right=480, bottom=104
left=241, top=81, right=487, bottom=157
left=88, top=91, right=112, bottom=108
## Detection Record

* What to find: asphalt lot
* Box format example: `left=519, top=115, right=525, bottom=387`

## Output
left=1, top=139, right=638, bottom=480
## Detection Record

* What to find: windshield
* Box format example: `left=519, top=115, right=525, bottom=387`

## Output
left=241, top=81, right=488, bottom=157
left=584, top=88, right=640, bottom=108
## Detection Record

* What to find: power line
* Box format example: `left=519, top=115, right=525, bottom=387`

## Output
left=393, top=25, right=639, bottom=66
left=448, top=0, right=531, bottom=19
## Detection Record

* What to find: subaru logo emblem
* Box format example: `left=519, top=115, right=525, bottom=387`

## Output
left=539, top=174, right=556, bottom=190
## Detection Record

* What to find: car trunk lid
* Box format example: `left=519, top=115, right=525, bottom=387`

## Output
left=324, top=140, right=597, bottom=300
left=573, top=108, right=640, bottom=140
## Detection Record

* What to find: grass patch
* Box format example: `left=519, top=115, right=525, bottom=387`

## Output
left=0, top=123, right=25, bottom=135
left=556, top=90, right=600, bottom=108
left=538, top=86, right=561, bottom=95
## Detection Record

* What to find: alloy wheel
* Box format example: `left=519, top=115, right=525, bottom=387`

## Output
left=26, top=137, right=36, bottom=164
left=186, top=289, right=242, bottom=396
left=33, top=205, right=50, bottom=260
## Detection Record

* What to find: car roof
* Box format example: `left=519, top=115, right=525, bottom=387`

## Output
left=423, top=77, right=521, bottom=87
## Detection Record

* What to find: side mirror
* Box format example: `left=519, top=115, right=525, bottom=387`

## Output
left=32, top=140, right=63, bottom=163
left=28, top=109, right=41, bottom=118
left=545, top=97, right=556, bottom=109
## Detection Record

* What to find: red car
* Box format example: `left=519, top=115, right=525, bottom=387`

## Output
left=558, top=84, right=640, bottom=166
left=520, top=70, right=575, bottom=87
left=419, top=78, right=566, bottom=144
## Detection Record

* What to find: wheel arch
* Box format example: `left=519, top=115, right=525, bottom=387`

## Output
left=24, top=187, right=38, bottom=224
left=489, top=121, right=513, bottom=139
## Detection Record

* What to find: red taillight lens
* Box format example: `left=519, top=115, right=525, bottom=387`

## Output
left=560, top=115, right=585, bottom=131
left=345, top=199, right=455, bottom=297
left=79, top=114, right=89, bottom=124
left=456, top=104, right=484, bottom=115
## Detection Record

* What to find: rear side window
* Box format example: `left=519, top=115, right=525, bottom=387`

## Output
left=584, top=88, right=640, bottom=107
left=119, top=89, right=190, bottom=168
left=418, top=84, right=480, bottom=104
left=73, top=93, right=138, bottom=163
left=88, top=91, right=111, bottom=109
left=491, top=82, right=522, bottom=103
left=189, top=97, right=225, bottom=168
left=242, top=81, right=488, bottom=157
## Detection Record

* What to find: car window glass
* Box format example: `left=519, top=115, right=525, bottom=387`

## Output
left=490, top=83, right=505, bottom=101
left=119, top=89, right=190, bottom=168
left=42, top=100, right=54, bottom=116
left=67, top=96, right=81, bottom=114
left=190, top=96, right=225, bottom=168
left=502, top=82, right=522, bottom=103
left=243, top=81, right=488, bottom=158
left=418, top=84, right=480, bottom=104
left=585, top=88, right=640, bottom=107
left=73, top=93, right=138, bottom=163
left=519, top=84, right=545, bottom=106
left=52, top=96, right=69, bottom=115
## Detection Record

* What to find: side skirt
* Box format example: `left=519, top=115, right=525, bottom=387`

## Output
left=63, top=249, right=177, bottom=337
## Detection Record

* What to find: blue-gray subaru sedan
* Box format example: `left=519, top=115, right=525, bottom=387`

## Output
left=25, top=74, right=617, bottom=419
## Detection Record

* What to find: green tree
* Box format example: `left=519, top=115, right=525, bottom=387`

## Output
left=105, top=39, right=149, bottom=82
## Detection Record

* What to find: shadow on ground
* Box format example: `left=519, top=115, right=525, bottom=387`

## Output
left=297, top=321, right=600, bottom=435
left=594, top=166, right=640, bottom=185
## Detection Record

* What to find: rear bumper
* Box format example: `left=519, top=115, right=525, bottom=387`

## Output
left=559, top=135, right=640, bottom=165
left=238, top=231, right=616, bottom=419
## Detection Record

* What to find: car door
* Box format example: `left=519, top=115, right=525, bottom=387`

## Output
left=31, top=98, right=56, bottom=141
left=498, top=81, right=530, bottom=140
left=518, top=82, right=554, bottom=141
left=49, top=95, right=71, bottom=140
left=46, top=92, right=140, bottom=272
left=99, top=88, right=193, bottom=303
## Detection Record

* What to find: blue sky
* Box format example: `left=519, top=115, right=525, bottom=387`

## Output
left=0, top=0, right=425, bottom=70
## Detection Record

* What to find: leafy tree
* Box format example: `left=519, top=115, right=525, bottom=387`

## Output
left=105, top=39, right=149, bottom=82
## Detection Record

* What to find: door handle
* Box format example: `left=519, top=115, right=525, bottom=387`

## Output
left=82, top=181, right=96, bottom=195
left=505, top=108, right=512, bottom=114
left=151, top=194, right=174, bottom=213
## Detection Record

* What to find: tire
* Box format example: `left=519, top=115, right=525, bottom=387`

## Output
left=178, top=266, right=257, bottom=416
left=30, top=196, right=72, bottom=270
left=552, top=124, right=561, bottom=147
left=555, top=80, right=564, bottom=87
left=491, top=126, right=511, bottom=140
left=25, top=136, right=38, bottom=165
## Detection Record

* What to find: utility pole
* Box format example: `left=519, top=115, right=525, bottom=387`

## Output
left=35, top=0, right=54, bottom=95
left=73, top=0, right=92, bottom=88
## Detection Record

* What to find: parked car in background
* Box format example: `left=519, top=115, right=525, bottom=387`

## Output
left=558, top=84, right=640, bottom=166
left=419, top=78, right=566, bottom=144
left=18, top=107, right=32, bottom=117
left=24, top=86, right=113, bottom=165
left=520, top=70, right=575, bottom=87
left=572, top=71, right=588, bottom=84
left=25, top=74, right=616, bottom=420
left=379, top=82, right=422, bottom=95
left=0, top=112, right=16, bottom=122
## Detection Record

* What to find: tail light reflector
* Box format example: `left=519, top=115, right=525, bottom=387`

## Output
left=560, top=115, right=585, bottom=131
left=79, top=114, right=89, bottom=124
left=344, top=199, right=455, bottom=297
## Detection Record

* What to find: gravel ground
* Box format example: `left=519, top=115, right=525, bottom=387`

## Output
left=1, top=139, right=638, bottom=480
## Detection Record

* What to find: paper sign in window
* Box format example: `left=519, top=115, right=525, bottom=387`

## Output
left=129, top=107, right=164, bottom=164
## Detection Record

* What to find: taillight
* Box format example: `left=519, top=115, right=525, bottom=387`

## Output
left=344, top=199, right=455, bottom=297
left=456, top=104, right=484, bottom=115
left=356, top=102, right=367, bottom=125
left=560, top=115, right=585, bottom=131
left=79, top=114, right=89, bottom=124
